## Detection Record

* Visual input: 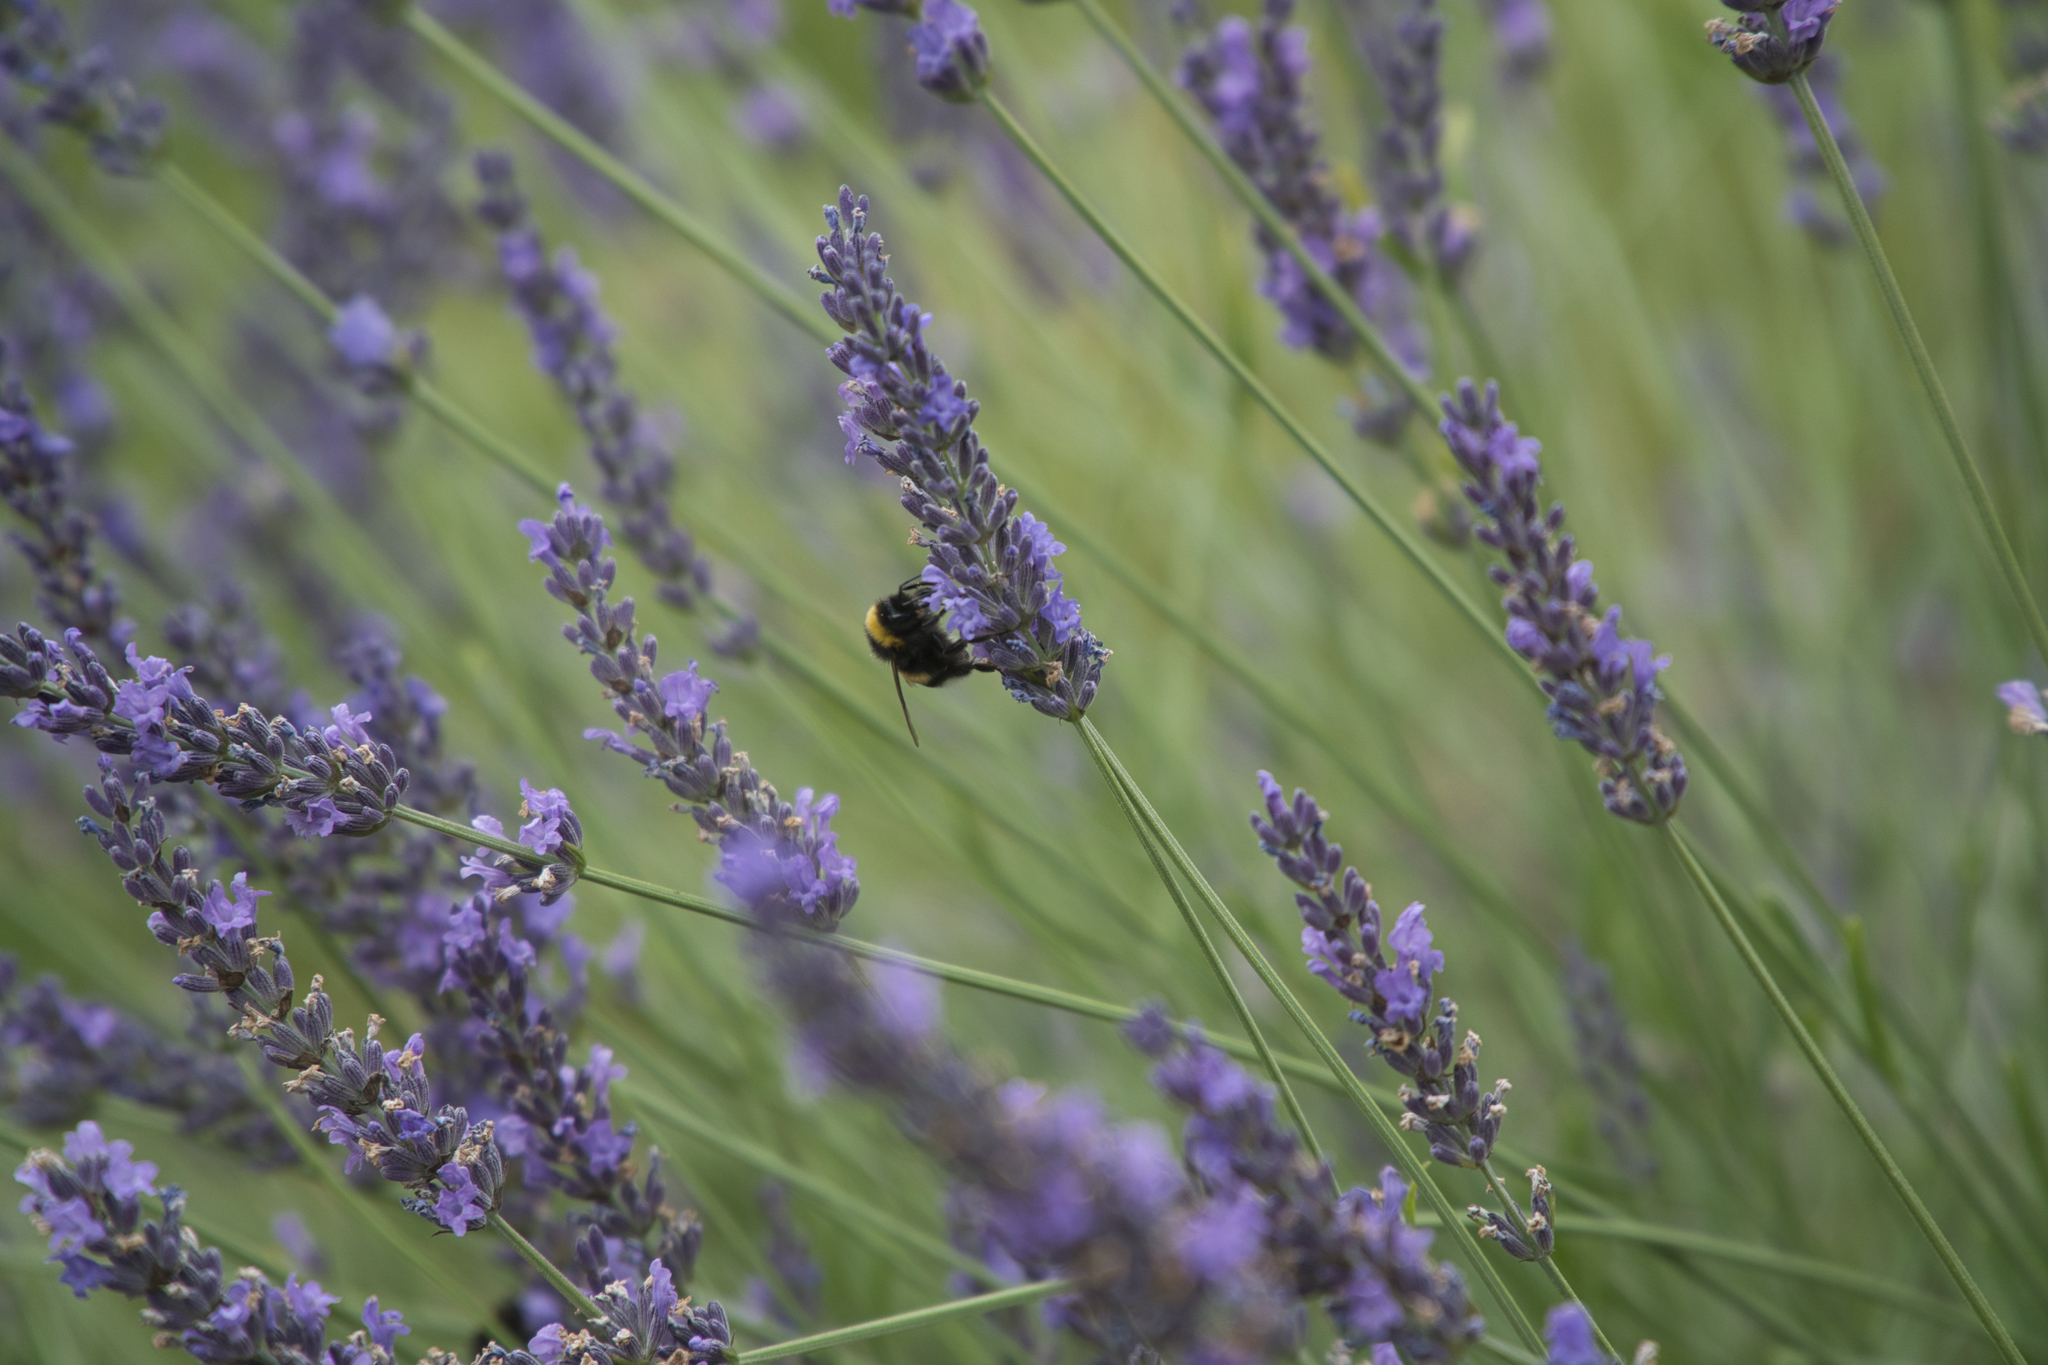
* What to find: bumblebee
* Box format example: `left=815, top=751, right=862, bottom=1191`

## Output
left=864, top=578, right=993, bottom=746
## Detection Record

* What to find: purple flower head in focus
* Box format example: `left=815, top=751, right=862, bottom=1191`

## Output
left=1707, top=0, right=1838, bottom=84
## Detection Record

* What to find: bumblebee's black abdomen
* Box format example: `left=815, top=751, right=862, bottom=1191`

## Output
left=865, top=579, right=982, bottom=687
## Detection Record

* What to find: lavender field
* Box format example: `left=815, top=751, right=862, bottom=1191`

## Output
left=2, top=0, right=2046, bottom=1361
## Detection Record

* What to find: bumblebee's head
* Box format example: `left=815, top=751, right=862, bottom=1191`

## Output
left=864, top=600, right=905, bottom=653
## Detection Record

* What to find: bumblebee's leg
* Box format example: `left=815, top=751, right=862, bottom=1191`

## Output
left=892, top=664, right=922, bottom=748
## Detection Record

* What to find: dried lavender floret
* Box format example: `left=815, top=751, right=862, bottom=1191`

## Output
left=813, top=188, right=1108, bottom=719
left=1706, top=0, right=1839, bottom=85
left=1438, top=380, right=1686, bottom=822
left=522, top=485, right=858, bottom=928
left=1249, top=772, right=1512, bottom=1170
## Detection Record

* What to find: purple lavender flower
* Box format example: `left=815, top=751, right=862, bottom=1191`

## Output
left=814, top=189, right=1109, bottom=720
left=0, top=0, right=166, bottom=173
left=14, top=1121, right=414, bottom=1363
left=522, top=484, right=858, bottom=928
left=1178, top=0, right=1427, bottom=436
left=1440, top=380, right=1686, bottom=822
left=906, top=0, right=991, bottom=103
left=1478, top=0, right=1553, bottom=83
left=1707, top=0, right=1839, bottom=85
left=0, top=357, right=124, bottom=646
left=1998, top=679, right=2048, bottom=735
left=1759, top=55, right=1885, bottom=247
left=731, top=81, right=807, bottom=151
left=1544, top=1301, right=1605, bottom=1365
left=1131, top=1018, right=1487, bottom=1359
left=1358, top=0, right=1476, bottom=281
left=474, top=153, right=721, bottom=617
left=1562, top=943, right=1656, bottom=1181
left=1250, top=772, right=1514, bottom=1172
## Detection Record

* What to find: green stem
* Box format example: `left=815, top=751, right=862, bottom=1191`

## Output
left=1651, top=812, right=2026, bottom=1365
left=401, top=5, right=834, bottom=346
left=1078, top=721, right=1544, bottom=1354
left=1789, top=67, right=2048, bottom=670
left=488, top=1211, right=603, bottom=1319
left=1074, top=714, right=1326, bottom=1165
left=732, top=1279, right=1074, bottom=1364
left=976, top=90, right=1528, bottom=694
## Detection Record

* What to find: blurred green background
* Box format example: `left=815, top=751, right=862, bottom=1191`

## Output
left=3, top=0, right=2046, bottom=1359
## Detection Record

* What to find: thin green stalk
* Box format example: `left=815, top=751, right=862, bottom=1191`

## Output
left=1650, top=813, right=2026, bottom=1365
left=488, top=1212, right=603, bottom=1320
left=231, top=1054, right=503, bottom=1330
left=732, top=1279, right=1074, bottom=1364
left=976, top=90, right=1526, bottom=692
left=1474, top=1159, right=1614, bottom=1359
left=1077, top=720, right=1545, bottom=1354
left=1075, top=713, right=1326, bottom=1165
left=1789, top=67, right=2048, bottom=670
left=401, top=5, right=833, bottom=346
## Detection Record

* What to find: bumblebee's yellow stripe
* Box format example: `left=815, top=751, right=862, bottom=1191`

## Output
left=864, top=604, right=905, bottom=650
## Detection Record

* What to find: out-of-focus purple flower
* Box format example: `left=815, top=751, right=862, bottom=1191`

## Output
left=0, top=358, right=125, bottom=646
left=815, top=189, right=1109, bottom=720
left=1478, top=0, right=1553, bottom=83
left=1357, top=0, right=1476, bottom=281
left=329, top=295, right=397, bottom=370
left=731, top=80, right=807, bottom=151
left=1707, top=0, right=1839, bottom=84
left=1562, top=943, right=1655, bottom=1181
left=1440, top=380, right=1686, bottom=822
left=907, top=0, right=991, bottom=103
left=475, top=153, right=723, bottom=622
left=1995, top=72, right=2048, bottom=154
left=1759, top=55, right=1884, bottom=247
left=1178, top=0, right=1427, bottom=437
left=1544, top=1301, right=1605, bottom=1365
left=0, top=0, right=166, bottom=173
left=1999, top=679, right=2048, bottom=735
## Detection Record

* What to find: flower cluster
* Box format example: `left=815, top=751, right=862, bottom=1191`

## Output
left=1706, top=0, right=1839, bottom=85
left=1131, top=1018, right=1487, bottom=1360
left=4, top=625, right=411, bottom=835
left=1758, top=55, right=1885, bottom=248
left=826, top=0, right=990, bottom=103
left=461, top=1265, right=733, bottom=1365
left=0, top=958, right=290, bottom=1163
left=1439, top=381, right=1686, bottom=823
left=0, top=0, right=166, bottom=174
left=0, top=359, right=124, bottom=647
left=1358, top=0, right=1476, bottom=282
left=15, top=1121, right=413, bottom=1364
left=1178, top=0, right=1424, bottom=438
left=437, top=890, right=703, bottom=1284
left=462, top=780, right=586, bottom=906
left=814, top=188, right=1108, bottom=719
left=1250, top=772, right=1514, bottom=1175
left=523, top=485, right=860, bottom=929
left=474, top=153, right=719, bottom=618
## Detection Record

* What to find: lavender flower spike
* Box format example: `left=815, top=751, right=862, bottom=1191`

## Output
left=1440, top=380, right=1686, bottom=823
left=1707, top=0, right=1839, bottom=85
left=0, top=0, right=167, bottom=174
left=1998, top=680, right=2048, bottom=736
left=1177, top=0, right=1425, bottom=437
left=1360, top=0, right=1477, bottom=281
left=523, top=483, right=859, bottom=928
left=1250, top=772, right=1512, bottom=1171
left=15, top=1120, right=413, bottom=1363
left=814, top=188, right=1108, bottom=720
left=1478, top=0, right=1553, bottom=84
